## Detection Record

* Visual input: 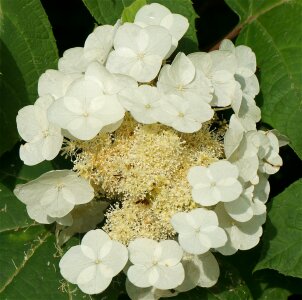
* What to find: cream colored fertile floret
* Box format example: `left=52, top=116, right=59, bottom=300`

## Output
left=64, top=114, right=223, bottom=244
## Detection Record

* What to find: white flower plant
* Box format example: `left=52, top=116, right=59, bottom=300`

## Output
left=13, top=3, right=285, bottom=299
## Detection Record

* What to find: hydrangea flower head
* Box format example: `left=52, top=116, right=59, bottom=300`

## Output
left=12, top=2, right=285, bottom=298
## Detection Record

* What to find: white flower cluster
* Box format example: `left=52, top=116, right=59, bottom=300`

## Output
left=13, top=3, right=285, bottom=299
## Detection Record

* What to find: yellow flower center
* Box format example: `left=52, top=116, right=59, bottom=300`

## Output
left=63, top=114, right=225, bottom=245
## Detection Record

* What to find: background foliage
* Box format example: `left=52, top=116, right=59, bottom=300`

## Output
left=0, top=0, right=301, bottom=299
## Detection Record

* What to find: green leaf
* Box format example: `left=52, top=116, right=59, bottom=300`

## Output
left=0, top=183, right=35, bottom=233
left=82, top=0, right=198, bottom=53
left=225, top=245, right=302, bottom=299
left=225, top=0, right=302, bottom=158
left=0, top=0, right=59, bottom=156
left=82, top=0, right=125, bottom=25
left=121, top=0, right=147, bottom=23
left=254, top=270, right=302, bottom=300
left=254, top=179, right=302, bottom=278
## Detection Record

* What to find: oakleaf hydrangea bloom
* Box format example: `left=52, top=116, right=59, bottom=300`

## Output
left=155, top=94, right=213, bottom=133
left=106, top=23, right=171, bottom=82
left=157, top=52, right=213, bottom=103
left=14, top=170, right=94, bottom=219
left=16, top=96, right=63, bottom=166
left=59, top=229, right=128, bottom=294
left=134, top=3, right=188, bottom=54
left=13, top=2, right=285, bottom=298
left=48, top=76, right=125, bottom=140
left=119, top=85, right=161, bottom=124
left=187, top=160, right=242, bottom=206
left=171, top=208, right=227, bottom=254
left=127, top=238, right=184, bottom=289
left=188, top=51, right=241, bottom=107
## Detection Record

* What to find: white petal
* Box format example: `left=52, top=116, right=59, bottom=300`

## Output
left=58, top=47, right=88, bottom=74
left=128, top=238, right=157, bottom=265
left=106, top=49, right=136, bottom=76
left=63, top=173, right=94, bottom=205
left=42, top=132, right=63, bottom=161
left=168, top=52, right=195, bottom=86
left=187, top=166, right=209, bottom=187
left=178, top=232, right=209, bottom=254
left=81, top=229, right=111, bottom=257
left=38, top=69, right=80, bottom=99
left=189, top=208, right=219, bottom=228
left=19, top=142, right=44, bottom=166
left=13, top=174, right=54, bottom=206
left=107, top=23, right=170, bottom=82
left=17, top=105, right=44, bottom=142
left=133, top=54, right=163, bottom=82
left=157, top=240, right=183, bottom=266
left=126, top=279, right=158, bottom=300
left=127, top=265, right=154, bottom=288
left=26, top=203, right=53, bottom=224
left=217, top=181, right=243, bottom=203
left=253, top=174, right=270, bottom=204
left=135, top=3, right=170, bottom=26
left=84, top=25, right=115, bottom=65
left=102, top=241, right=128, bottom=276
left=224, top=194, right=253, bottom=222
left=236, top=220, right=263, bottom=250
left=171, top=212, right=195, bottom=234
left=86, top=61, right=137, bottom=95
left=209, top=160, right=239, bottom=181
left=188, top=52, right=212, bottom=76
left=40, top=187, right=74, bottom=218
left=192, top=186, right=220, bottom=206
left=202, top=227, right=227, bottom=248
left=235, top=45, right=257, bottom=75
left=176, top=257, right=199, bottom=292
left=224, top=114, right=245, bottom=158
left=143, top=26, right=171, bottom=58
left=219, top=39, right=235, bottom=52
left=195, top=252, right=220, bottom=288
left=161, top=13, right=189, bottom=42
left=113, top=23, right=143, bottom=52
left=153, top=264, right=185, bottom=290
left=77, top=264, right=112, bottom=294
left=211, top=70, right=239, bottom=107
left=59, top=245, right=93, bottom=284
